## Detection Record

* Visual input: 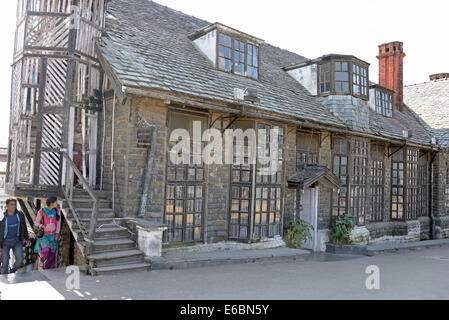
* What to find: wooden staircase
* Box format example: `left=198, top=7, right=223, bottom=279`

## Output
left=61, top=189, right=151, bottom=275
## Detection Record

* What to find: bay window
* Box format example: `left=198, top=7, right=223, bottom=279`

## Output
left=316, top=56, right=369, bottom=99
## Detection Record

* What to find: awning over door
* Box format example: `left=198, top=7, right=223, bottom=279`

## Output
left=287, top=165, right=341, bottom=190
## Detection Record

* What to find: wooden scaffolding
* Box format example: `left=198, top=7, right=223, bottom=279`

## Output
left=6, top=0, right=107, bottom=198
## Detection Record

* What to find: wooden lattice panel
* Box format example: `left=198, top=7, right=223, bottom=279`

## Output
left=42, top=113, right=63, bottom=149
left=44, top=59, right=68, bottom=107
left=25, top=15, right=70, bottom=49
left=39, top=152, right=61, bottom=186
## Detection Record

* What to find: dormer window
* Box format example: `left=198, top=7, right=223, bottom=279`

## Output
left=190, top=23, right=263, bottom=81
left=375, top=89, right=393, bottom=117
left=318, top=57, right=369, bottom=99
left=218, top=32, right=259, bottom=80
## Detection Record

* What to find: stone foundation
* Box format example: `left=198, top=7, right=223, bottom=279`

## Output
left=163, top=236, right=286, bottom=254
left=315, top=218, right=444, bottom=252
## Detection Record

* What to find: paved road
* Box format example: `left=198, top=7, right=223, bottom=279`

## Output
left=1, top=246, right=449, bottom=300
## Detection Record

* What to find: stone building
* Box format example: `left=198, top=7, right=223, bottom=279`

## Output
left=5, top=0, right=449, bottom=274
left=404, top=74, right=449, bottom=239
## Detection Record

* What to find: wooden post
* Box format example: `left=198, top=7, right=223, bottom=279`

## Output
left=32, top=57, right=48, bottom=185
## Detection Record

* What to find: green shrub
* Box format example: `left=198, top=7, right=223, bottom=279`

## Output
left=286, top=216, right=314, bottom=249
left=330, top=214, right=355, bottom=245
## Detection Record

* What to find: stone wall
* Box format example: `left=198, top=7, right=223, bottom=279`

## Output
left=432, top=152, right=449, bottom=239
left=103, top=95, right=167, bottom=222
left=205, top=113, right=230, bottom=243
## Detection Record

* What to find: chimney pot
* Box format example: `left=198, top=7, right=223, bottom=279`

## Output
left=429, top=73, right=449, bottom=81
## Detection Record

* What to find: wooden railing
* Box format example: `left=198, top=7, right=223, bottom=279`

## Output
left=61, top=152, right=99, bottom=255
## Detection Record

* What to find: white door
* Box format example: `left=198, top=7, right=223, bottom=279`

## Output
left=300, top=188, right=319, bottom=251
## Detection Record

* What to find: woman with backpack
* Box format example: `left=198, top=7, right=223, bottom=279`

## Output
left=34, top=197, right=61, bottom=270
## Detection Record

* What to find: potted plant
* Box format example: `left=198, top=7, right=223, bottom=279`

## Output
left=286, top=216, right=314, bottom=249
left=326, top=214, right=367, bottom=255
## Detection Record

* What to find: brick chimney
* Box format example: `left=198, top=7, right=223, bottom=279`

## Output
left=430, top=73, right=449, bottom=81
left=377, top=41, right=406, bottom=111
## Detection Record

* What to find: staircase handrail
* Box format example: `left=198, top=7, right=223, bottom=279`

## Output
left=61, top=152, right=99, bottom=255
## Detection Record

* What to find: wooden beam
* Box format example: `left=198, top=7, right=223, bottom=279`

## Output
left=32, top=57, right=48, bottom=185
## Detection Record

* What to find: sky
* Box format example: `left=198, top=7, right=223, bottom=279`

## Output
left=0, top=0, right=448, bottom=148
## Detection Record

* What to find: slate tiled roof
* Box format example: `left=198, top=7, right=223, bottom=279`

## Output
left=98, top=0, right=434, bottom=147
left=98, top=0, right=345, bottom=128
left=368, top=104, right=434, bottom=146
left=404, top=79, right=449, bottom=147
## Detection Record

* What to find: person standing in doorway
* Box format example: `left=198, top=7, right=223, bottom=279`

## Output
left=0, top=199, right=31, bottom=274
left=34, top=197, right=61, bottom=270
left=73, top=122, right=83, bottom=187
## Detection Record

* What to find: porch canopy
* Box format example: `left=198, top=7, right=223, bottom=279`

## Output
left=287, top=165, right=341, bottom=190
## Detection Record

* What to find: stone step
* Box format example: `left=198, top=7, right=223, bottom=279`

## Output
left=94, top=227, right=131, bottom=240
left=66, top=198, right=112, bottom=209
left=88, top=249, right=144, bottom=261
left=93, top=254, right=144, bottom=268
left=91, top=238, right=136, bottom=253
left=88, top=249, right=145, bottom=267
left=71, top=189, right=111, bottom=200
left=73, top=208, right=116, bottom=219
left=71, top=226, right=130, bottom=240
left=70, top=218, right=118, bottom=231
left=66, top=209, right=115, bottom=220
left=91, top=262, right=151, bottom=276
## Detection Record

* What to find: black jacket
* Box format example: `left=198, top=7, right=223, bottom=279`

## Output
left=0, top=210, right=30, bottom=248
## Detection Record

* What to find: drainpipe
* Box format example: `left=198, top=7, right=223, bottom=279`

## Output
left=100, top=81, right=106, bottom=190
left=111, top=94, right=116, bottom=211
left=429, top=152, right=438, bottom=240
